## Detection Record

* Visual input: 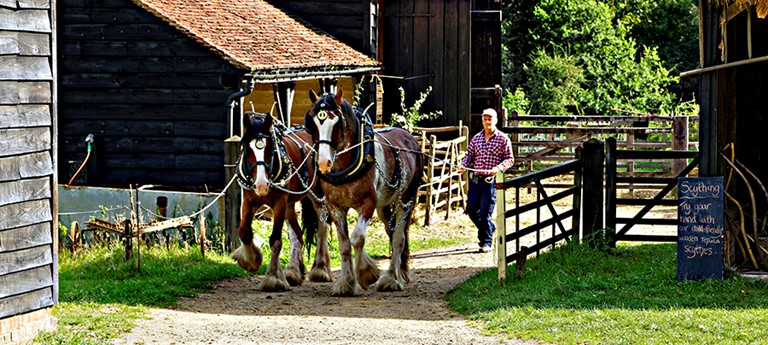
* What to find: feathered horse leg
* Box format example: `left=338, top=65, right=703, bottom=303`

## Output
left=330, top=208, right=358, bottom=296
left=259, top=202, right=291, bottom=292
left=283, top=205, right=306, bottom=286
left=350, top=205, right=381, bottom=290
left=232, top=196, right=263, bottom=274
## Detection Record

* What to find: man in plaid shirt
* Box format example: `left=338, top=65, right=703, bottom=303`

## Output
left=457, top=108, right=514, bottom=252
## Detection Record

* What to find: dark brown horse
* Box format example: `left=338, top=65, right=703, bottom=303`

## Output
left=232, top=112, right=332, bottom=291
left=305, top=87, right=423, bottom=296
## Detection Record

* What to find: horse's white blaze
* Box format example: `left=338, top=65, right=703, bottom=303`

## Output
left=250, top=140, right=270, bottom=196
left=315, top=116, right=338, bottom=174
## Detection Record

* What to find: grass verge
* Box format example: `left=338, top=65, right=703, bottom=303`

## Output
left=445, top=242, right=768, bottom=345
left=34, top=245, right=247, bottom=344
left=36, top=209, right=468, bottom=344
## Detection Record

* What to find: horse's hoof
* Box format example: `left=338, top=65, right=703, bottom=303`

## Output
left=330, top=279, right=358, bottom=297
left=307, top=268, right=332, bottom=282
left=284, top=267, right=304, bottom=286
left=259, top=276, right=292, bottom=292
left=232, top=248, right=262, bottom=274
left=356, top=269, right=380, bottom=290
left=356, top=255, right=381, bottom=289
left=375, top=273, right=405, bottom=292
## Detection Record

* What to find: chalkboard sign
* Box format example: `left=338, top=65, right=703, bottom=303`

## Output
left=677, top=177, right=724, bottom=280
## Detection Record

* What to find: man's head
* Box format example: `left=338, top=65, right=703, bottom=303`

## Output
left=481, top=108, right=498, bottom=132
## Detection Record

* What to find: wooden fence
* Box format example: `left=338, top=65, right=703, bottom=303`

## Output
left=494, top=157, right=584, bottom=281
left=494, top=138, right=702, bottom=281
left=605, top=137, right=700, bottom=244
left=502, top=114, right=698, bottom=175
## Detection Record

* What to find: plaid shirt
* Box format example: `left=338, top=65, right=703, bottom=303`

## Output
left=461, top=130, right=514, bottom=175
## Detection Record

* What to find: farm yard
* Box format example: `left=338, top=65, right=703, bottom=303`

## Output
left=32, top=186, right=687, bottom=345
left=5, top=0, right=768, bottom=343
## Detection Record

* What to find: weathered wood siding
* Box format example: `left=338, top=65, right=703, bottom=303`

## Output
left=268, top=0, right=374, bottom=56
left=380, top=0, right=471, bottom=128
left=57, top=0, right=243, bottom=188
left=719, top=8, right=768, bottom=223
left=275, top=1, right=479, bottom=129
left=0, top=0, right=57, bottom=321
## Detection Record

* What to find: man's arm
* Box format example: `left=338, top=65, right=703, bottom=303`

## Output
left=495, top=136, right=515, bottom=173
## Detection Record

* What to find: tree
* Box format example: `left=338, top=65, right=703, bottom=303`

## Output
left=502, top=0, right=697, bottom=115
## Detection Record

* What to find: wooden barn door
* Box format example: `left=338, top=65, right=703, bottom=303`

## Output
left=380, top=0, right=471, bottom=128
left=469, top=0, right=502, bottom=135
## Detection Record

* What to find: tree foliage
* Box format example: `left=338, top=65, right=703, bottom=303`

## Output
left=502, top=0, right=699, bottom=115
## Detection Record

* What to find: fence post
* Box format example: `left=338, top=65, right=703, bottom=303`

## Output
left=495, top=170, right=507, bottom=282
left=224, top=136, right=242, bottom=253
left=508, top=110, right=519, bottom=163
left=157, top=196, right=170, bottom=250
left=672, top=116, right=689, bottom=175
left=581, top=139, right=604, bottom=247
left=573, top=147, right=583, bottom=243
left=605, top=138, right=617, bottom=246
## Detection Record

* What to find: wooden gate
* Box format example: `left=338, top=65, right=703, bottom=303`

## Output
left=414, top=123, right=469, bottom=225
left=605, top=137, right=700, bottom=244
left=494, top=159, right=583, bottom=280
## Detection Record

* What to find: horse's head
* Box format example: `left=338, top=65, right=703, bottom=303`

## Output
left=305, top=87, right=351, bottom=174
left=239, top=112, right=278, bottom=196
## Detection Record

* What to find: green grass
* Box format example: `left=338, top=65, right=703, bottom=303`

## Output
left=34, top=245, right=247, bottom=344
left=445, top=242, right=768, bottom=345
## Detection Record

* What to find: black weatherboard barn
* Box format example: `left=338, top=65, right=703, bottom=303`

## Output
left=272, top=0, right=502, bottom=134
left=57, top=0, right=379, bottom=189
left=57, top=0, right=501, bottom=188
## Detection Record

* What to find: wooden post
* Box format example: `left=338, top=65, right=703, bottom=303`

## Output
left=199, top=213, right=207, bottom=257
left=573, top=147, right=583, bottom=243
left=626, top=132, right=635, bottom=194
left=224, top=136, right=242, bottom=253
left=581, top=139, right=604, bottom=247
left=157, top=196, right=170, bottom=250
left=495, top=170, right=507, bottom=282
left=605, top=138, right=617, bottom=246
left=508, top=111, right=519, bottom=162
left=672, top=116, right=689, bottom=175
left=123, top=219, right=133, bottom=261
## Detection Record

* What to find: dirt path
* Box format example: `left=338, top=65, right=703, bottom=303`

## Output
left=112, top=243, right=537, bottom=345
left=111, top=188, right=674, bottom=345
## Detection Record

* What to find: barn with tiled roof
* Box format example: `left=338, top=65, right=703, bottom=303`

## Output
left=57, top=0, right=380, bottom=188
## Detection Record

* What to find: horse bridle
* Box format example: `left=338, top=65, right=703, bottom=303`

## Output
left=305, top=98, right=376, bottom=185
left=237, top=120, right=291, bottom=190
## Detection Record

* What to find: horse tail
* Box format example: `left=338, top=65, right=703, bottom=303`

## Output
left=301, top=196, right=319, bottom=260
left=400, top=145, right=423, bottom=277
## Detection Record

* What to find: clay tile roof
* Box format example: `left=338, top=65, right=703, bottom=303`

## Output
left=131, top=0, right=380, bottom=80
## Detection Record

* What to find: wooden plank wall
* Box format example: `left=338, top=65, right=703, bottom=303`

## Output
left=723, top=9, right=768, bottom=230
left=269, top=0, right=372, bottom=55
left=57, top=0, right=243, bottom=188
left=0, top=0, right=57, bottom=319
left=380, top=0, right=471, bottom=128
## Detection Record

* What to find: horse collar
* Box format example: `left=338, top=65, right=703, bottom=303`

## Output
left=316, top=107, right=376, bottom=185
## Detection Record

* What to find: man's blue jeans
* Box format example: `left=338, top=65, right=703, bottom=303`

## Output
left=466, top=177, right=496, bottom=248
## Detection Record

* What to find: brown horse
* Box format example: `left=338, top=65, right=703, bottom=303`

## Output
left=232, top=111, right=332, bottom=291
left=305, top=87, right=423, bottom=296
